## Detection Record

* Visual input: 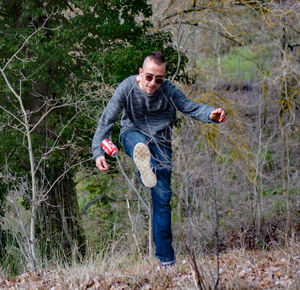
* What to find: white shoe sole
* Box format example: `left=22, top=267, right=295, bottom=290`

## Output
left=133, top=143, right=157, bottom=188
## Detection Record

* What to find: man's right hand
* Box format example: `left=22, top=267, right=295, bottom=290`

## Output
left=95, top=156, right=109, bottom=171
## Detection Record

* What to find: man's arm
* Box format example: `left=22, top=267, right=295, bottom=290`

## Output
left=92, top=79, right=128, bottom=170
left=163, top=80, right=226, bottom=123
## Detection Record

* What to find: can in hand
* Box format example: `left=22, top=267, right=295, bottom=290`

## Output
left=101, top=139, right=118, bottom=156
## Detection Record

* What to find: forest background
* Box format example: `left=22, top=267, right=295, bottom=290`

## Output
left=0, top=0, right=299, bottom=288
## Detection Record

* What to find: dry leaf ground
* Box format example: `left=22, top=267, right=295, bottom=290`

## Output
left=0, top=242, right=299, bottom=289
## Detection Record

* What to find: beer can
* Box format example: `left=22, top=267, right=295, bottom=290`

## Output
left=101, top=139, right=118, bottom=156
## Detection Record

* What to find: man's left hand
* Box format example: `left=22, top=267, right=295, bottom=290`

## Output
left=210, top=108, right=226, bottom=123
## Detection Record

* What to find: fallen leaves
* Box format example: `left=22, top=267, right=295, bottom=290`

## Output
left=0, top=244, right=299, bottom=289
left=0, top=270, right=62, bottom=289
left=218, top=245, right=300, bottom=289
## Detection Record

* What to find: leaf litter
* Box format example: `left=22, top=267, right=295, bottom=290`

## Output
left=0, top=244, right=299, bottom=289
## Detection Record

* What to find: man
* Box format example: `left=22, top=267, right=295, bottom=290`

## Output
left=92, top=51, right=226, bottom=267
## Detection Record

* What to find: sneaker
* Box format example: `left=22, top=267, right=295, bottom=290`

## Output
left=133, top=143, right=157, bottom=188
left=156, top=261, right=175, bottom=271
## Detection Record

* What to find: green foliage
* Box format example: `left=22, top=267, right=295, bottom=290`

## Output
left=220, top=47, right=259, bottom=81
left=263, top=186, right=284, bottom=196
left=76, top=173, right=126, bottom=251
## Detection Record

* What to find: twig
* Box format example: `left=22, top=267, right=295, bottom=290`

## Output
left=205, top=142, right=221, bottom=290
left=0, top=104, right=26, bottom=126
left=2, top=13, right=53, bottom=72
left=116, top=156, right=149, bottom=211
left=81, top=193, right=106, bottom=214
left=44, top=158, right=93, bottom=196
left=125, top=191, right=141, bottom=255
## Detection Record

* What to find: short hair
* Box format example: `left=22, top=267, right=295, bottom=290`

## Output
left=142, top=51, right=166, bottom=68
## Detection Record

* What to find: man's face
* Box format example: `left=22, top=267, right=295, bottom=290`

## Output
left=139, top=59, right=166, bottom=95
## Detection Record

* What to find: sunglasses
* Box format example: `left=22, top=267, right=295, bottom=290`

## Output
left=145, top=74, right=164, bottom=84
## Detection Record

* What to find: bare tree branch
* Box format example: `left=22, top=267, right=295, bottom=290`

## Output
left=0, top=104, right=26, bottom=126
left=162, top=1, right=265, bottom=23
left=81, top=193, right=106, bottom=214
left=1, top=13, right=52, bottom=72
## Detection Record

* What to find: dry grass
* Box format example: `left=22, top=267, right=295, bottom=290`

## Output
left=0, top=241, right=299, bottom=289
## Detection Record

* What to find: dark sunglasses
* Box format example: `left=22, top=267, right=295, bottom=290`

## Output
left=145, top=74, right=164, bottom=84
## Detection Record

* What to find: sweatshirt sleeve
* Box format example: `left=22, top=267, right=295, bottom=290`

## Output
left=163, top=80, right=217, bottom=123
left=91, top=80, right=126, bottom=160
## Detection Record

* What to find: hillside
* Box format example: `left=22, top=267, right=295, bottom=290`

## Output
left=0, top=0, right=299, bottom=285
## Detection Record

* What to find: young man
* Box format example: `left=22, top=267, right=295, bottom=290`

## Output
left=92, top=51, right=226, bottom=266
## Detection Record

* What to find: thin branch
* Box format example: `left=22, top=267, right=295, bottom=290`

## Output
left=0, top=104, right=26, bottom=126
left=81, top=193, right=106, bottom=214
left=169, top=21, right=244, bottom=46
left=116, top=156, right=149, bottom=211
left=125, top=191, right=141, bottom=254
left=30, top=102, right=82, bottom=133
left=34, top=144, right=72, bottom=177
left=163, top=1, right=264, bottom=23
left=171, top=0, right=187, bottom=82
left=44, top=157, right=92, bottom=196
left=1, top=13, right=52, bottom=72
left=0, top=68, right=22, bottom=100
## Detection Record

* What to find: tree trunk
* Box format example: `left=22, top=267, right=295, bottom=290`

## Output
left=36, top=175, right=86, bottom=260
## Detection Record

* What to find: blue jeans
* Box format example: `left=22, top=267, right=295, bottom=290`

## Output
left=120, top=130, right=175, bottom=264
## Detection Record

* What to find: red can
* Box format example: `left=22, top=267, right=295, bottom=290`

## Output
left=101, top=139, right=118, bottom=156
